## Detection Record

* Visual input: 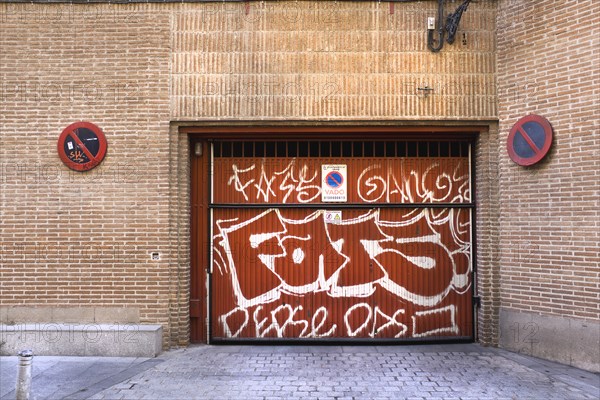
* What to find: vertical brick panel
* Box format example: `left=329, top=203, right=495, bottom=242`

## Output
left=171, top=1, right=497, bottom=121
left=0, top=4, right=174, bottom=347
left=475, top=124, right=501, bottom=345
left=496, top=0, right=600, bottom=321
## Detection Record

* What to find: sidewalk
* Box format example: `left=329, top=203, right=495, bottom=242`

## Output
left=1, top=344, right=598, bottom=399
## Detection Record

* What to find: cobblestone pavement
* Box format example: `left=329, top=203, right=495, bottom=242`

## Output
left=0, top=356, right=160, bottom=400
left=2, top=344, right=599, bottom=399
left=92, top=344, right=598, bottom=400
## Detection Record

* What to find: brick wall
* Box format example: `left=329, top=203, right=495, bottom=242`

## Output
left=171, top=1, right=497, bottom=120
left=496, top=0, right=600, bottom=370
left=1, top=1, right=501, bottom=349
left=474, top=123, right=501, bottom=345
left=0, top=4, right=175, bottom=345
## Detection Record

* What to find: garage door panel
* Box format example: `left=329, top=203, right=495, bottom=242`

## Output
left=212, top=288, right=471, bottom=340
left=213, top=156, right=470, bottom=205
left=209, top=140, right=473, bottom=341
left=211, top=206, right=472, bottom=340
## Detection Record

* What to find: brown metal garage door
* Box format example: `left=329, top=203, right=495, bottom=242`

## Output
left=209, top=140, right=473, bottom=341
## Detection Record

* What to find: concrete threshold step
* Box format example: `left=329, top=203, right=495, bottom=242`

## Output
left=0, top=324, right=162, bottom=357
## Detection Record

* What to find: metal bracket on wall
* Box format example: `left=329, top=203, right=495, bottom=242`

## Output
left=418, top=85, right=434, bottom=98
left=473, top=296, right=482, bottom=308
left=428, top=0, right=472, bottom=52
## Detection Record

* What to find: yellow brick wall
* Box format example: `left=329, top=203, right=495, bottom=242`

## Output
left=1, top=1, right=500, bottom=349
left=497, top=0, right=600, bottom=321
left=0, top=3, right=175, bottom=343
left=171, top=1, right=497, bottom=120
left=495, top=0, right=599, bottom=370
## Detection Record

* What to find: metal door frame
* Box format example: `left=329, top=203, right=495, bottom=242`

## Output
left=188, top=125, right=482, bottom=344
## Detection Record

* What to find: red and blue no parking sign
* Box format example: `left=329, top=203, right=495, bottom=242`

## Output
left=321, top=164, right=347, bottom=202
left=507, top=115, right=553, bottom=166
left=325, top=170, right=344, bottom=188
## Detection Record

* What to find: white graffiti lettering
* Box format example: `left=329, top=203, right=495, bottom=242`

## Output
left=227, top=164, right=256, bottom=201
left=411, top=305, right=459, bottom=338
left=228, top=159, right=321, bottom=203
left=357, top=161, right=469, bottom=204
left=221, top=303, right=409, bottom=339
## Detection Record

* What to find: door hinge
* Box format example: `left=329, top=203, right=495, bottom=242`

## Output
left=473, top=296, right=481, bottom=308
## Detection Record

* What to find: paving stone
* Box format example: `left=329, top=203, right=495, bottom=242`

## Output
left=2, top=344, right=599, bottom=399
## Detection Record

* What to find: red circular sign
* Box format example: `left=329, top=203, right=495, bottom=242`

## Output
left=325, top=171, right=344, bottom=188
left=57, top=122, right=107, bottom=171
left=507, top=115, right=553, bottom=166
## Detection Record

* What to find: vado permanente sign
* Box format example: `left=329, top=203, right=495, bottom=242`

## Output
left=321, top=164, right=347, bottom=202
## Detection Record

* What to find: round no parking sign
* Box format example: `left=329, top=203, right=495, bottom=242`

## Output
left=57, top=122, right=107, bottom=171
left=507, top=115, right=553, bottom=166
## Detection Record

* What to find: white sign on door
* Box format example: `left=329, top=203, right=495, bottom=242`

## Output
left=321, top=164, right=347, bottom=202
left=324, top=211, right=342, bottom=224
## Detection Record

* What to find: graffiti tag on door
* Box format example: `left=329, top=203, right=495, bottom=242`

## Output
left=214, top=158, right=470, bottom=205
left=212, top=207, right=471, bottom=339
